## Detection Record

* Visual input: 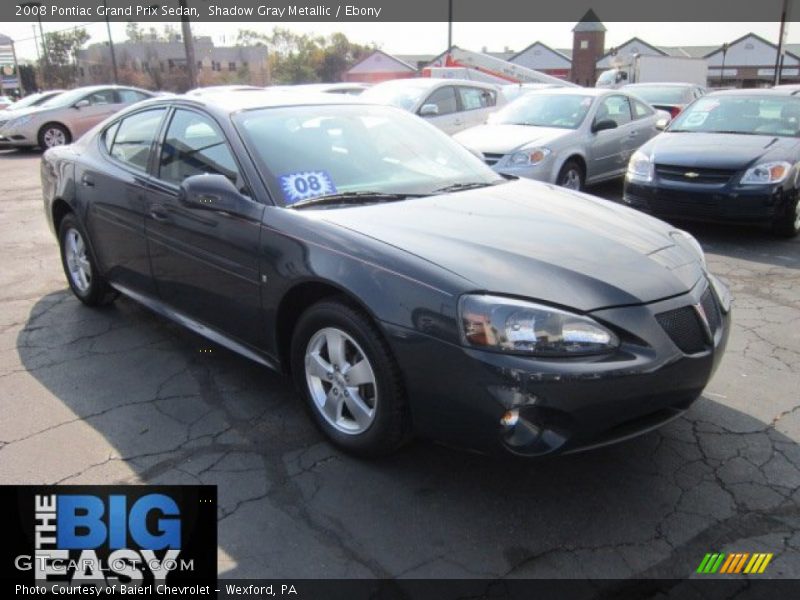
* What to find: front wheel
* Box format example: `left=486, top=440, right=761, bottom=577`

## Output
left=556, top=159, right=585, bottom=191
left=58, top=213, right=117, bottom=306
left=290, top=299, right=410, bottom=456
left=772, top=195, right=800, bottom=238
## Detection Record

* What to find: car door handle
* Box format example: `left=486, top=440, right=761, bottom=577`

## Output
left=81, top=174, right=95, bottom=187
left=149, top=205, right=170, bottom=222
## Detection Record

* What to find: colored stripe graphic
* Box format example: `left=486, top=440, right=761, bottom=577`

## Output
left=719, top=553, right=736, bottom=574
left=733, top=553, right=749, bottom=573
left=758, top=554, right=773, bottom=573
left=697, top=553, right=714, bottom=573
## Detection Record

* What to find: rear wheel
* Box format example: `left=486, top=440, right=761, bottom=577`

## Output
left=58, top=213, right=117, bottom=306
left=557, top=159, right=585, bottom=191
left=38, top=123, right=71, bottom=149
left=290, top=299, right=410, bottom=456
left=772, top=195, right=800, bottom=238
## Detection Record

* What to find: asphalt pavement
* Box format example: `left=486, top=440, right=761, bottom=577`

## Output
left=0, top=148, right=798, bottom=583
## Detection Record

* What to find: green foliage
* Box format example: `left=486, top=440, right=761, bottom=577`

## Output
left=40, top=28, right=90, bottom=88
left=237, top=28, right=376, bottom=84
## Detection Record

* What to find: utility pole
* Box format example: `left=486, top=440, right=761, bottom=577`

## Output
left=447, top=0, right=453, bottom=50
left=179, top=0, right=197, bottom=89
left=103, top=0, right=119, bottom=83
left=775, top=0, right=789, bottom=85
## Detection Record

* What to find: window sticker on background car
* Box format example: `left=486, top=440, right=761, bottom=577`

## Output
left=684, top=111, right=709, bottom=127
left=279, top=170, right=337, bottom=204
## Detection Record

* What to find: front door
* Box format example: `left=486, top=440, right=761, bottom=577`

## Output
left=144, top=107, right=265, bottom=348
left=587, top=94, right=633, bottom=180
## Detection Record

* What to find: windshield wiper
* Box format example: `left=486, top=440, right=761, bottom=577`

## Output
left=288, top=191, right=424, bottom=209
left=431, top=181, right=500, bottom=194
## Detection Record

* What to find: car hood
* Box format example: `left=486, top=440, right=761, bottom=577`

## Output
left=454, top=124, right=571, bottom=154
left=646, top=131, right=800, bottom=169
left=317, top=180, right=704, bottom=311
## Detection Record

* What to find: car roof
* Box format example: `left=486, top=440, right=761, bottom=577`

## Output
left=705, top=88, right=800, bottom=97
left=134, top=90, right=368, bottom=115
left=513, top=87, right=606, bottom=97
left=368, top=78, right=497, bottom=89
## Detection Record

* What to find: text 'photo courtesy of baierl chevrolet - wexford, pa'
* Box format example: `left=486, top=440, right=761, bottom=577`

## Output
left=0, top=0, right=798, bottom=598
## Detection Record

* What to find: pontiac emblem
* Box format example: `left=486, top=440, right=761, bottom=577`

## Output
left=684, top=171, right=700, bottom=179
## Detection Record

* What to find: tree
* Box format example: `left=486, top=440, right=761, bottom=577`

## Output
left=125, top=22, right=144, bottom=43
left=41, top=28, right=90, bottom=88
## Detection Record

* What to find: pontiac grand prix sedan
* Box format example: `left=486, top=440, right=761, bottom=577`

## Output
left=41, top=92, right=730, bottom=458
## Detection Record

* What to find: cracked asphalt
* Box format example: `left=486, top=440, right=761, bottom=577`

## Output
left=0, top=150, right=799, bottom=583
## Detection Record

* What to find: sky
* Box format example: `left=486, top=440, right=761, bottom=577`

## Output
left=0, top=21, right=797, bottom=62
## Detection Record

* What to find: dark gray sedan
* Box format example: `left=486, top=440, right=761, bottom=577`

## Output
left=41, top=92, right=730, bottom=457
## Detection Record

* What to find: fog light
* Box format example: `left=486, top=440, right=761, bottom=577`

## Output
left=500, top=409, right=520, bottom=428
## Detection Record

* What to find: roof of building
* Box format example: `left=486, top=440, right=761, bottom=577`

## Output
left=573, top=9, right=606, bottom=33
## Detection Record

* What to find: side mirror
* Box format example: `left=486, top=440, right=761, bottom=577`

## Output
left=178, top=174, right=248, bottom=215
left=419, top=103, right=439, bottom=117
left=592, top=119, right=618, bottom=133
left=656, top=117, right=670, bottom=130
left=74, top=99, right=90, bottom=109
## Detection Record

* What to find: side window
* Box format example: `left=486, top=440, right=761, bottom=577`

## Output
left=597, top=95, right=632, bottom=127
left=459, top=87, right=496, bottom=111
left=633, top=99, right=654, bottom=119
left=103, top=121, right=120, bottom=153
left=117, top=89, right=149, bottom=104
left=159, top=109, right=241, bottom=187
left=108, top=108, right=166, bottom=171
left=421, top=86, right=458, bottom=116
left=86, top=89, right=116, bottom=105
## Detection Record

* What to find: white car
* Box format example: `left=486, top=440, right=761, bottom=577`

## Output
left=360, top=78, right=504, bottom=134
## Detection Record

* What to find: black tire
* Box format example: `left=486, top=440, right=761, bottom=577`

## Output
left=290, top=298, right=411, bottom=457
left=556, top=159, right=585, bottom=191
left=58, top=213, right=118, bottom=306
left=38, top=123, right=71, bottom=150
left=772, top=195, right=800, bottom=238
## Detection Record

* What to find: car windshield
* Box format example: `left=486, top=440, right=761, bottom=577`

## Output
left=625, top=86, right=690, bottom=104
left=490, top=93, right=594, bottom=128
left=668, top=95, right=800, bottom=137
left=234, top=104, right=504, bottom=207
left=596, top=70, right=618, bottom=86
left=359, top=81, right=431, bottom=111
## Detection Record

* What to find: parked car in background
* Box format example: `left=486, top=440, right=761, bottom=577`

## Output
left=454, top=88, right=666, bottom=190
left=624, top=90, right=800, bottom=237
left=622, top=82, right=706, bottom=119
left=41, top=91, right=729, bottom=457
left=773, top=83, right=800, bottom=95
left=0, top=85, right=154, bottom=149
left=268, top=83, right=371, bottom=95
left=360, top=78, right=503, bottom=134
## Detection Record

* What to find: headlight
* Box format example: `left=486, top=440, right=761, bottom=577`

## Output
left=626, top=150, right=654, bottom=183
left=740, top=161, right=792, bottom=185
left=670, top=229, right=706, bottom=268
left=459, top=294, right=619, bottom=357
left=508, top=147, right=551, bottom=166
left=8, top=115, right=32, bottom=128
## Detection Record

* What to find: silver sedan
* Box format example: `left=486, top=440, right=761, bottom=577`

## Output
left=454, top=88, right=668, bottom=190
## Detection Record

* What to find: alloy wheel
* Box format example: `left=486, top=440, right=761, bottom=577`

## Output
left=304, top=327, right=378, bottom=435
left=43, top=127, right=66, bottom=148
left=561, top=169, right=582, bottom=190
left=64, top=228, right=92, bottom=293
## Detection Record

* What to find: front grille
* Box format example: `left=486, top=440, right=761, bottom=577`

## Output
left=648, top=188, right=722, bottom=217
left=483, top=153, right=504, bottom=166
left=656, top=284, right=722, bottom=354
left=654, top=164, right=735, bottom=185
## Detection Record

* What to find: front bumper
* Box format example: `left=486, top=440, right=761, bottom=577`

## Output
left=384, top=277, right=730, bottom=457
left=624, top=178, right=794, bottom=225
left=0, top=122, right=37, bottom=146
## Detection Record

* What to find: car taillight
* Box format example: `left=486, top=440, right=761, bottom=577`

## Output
left=670, top=106, right=682, bottom=119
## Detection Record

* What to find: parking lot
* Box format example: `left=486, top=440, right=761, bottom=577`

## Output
left=0, top=147, right=798, bottom=584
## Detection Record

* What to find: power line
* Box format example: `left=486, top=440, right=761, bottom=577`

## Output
left=11, top=22, right=99, bottom=44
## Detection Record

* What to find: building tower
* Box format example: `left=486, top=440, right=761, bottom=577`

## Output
left=571, top=9, right=606, bottom=86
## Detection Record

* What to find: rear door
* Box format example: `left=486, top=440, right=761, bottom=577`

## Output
left=144, top=107, right=265, bottom=347
left=417, top=85, right=462, bottom=134
left=456, top=85, right=498, bottom=129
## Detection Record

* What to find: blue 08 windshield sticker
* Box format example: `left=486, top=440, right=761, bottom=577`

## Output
left=279, top=170, right=337, bottom=204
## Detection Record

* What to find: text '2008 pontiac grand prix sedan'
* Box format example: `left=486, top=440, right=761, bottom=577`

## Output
left=41, top=92, right=731, bottom=457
